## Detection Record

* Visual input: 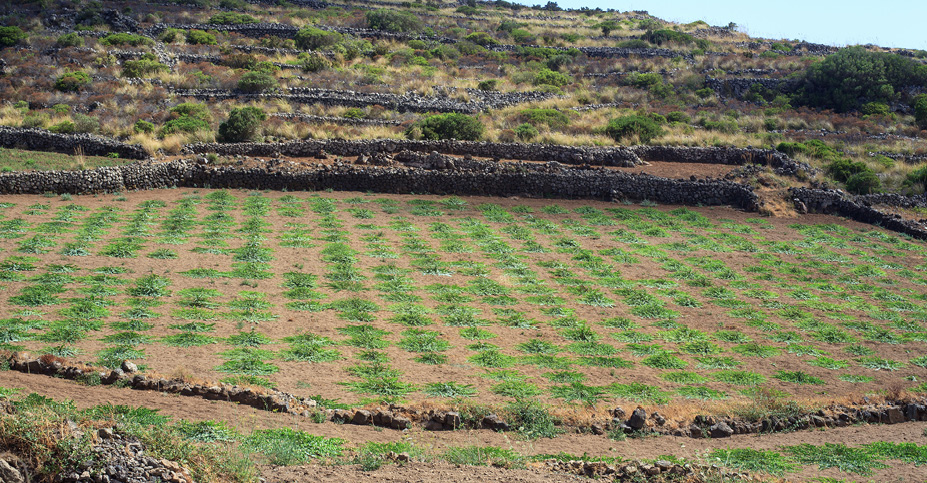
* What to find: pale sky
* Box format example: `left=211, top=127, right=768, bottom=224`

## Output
left=511, top=0, right=927, bottom=50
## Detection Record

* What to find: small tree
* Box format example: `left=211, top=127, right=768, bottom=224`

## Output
left=598, top=20, right=619, bottom=37
left=406, top=113, right=483, bottom=141
left=605, top=115, right=664, bottom=144
left=219, top=107, right=267, bottom=142
left=0, top=26, right=26, bottom=48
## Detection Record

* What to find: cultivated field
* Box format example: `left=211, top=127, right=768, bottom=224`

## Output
left=2, top=188, right=927, bottom=481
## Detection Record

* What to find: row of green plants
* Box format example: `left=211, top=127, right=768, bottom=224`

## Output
left=0, top=193, right=925, bottom=406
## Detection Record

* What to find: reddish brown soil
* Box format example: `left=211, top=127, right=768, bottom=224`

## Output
left=2, top=370, right=926, bottom=482
left=1, top=189, right=925, bottom=482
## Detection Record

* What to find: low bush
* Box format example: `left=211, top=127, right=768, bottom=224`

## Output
left=518, top=108, right=570, bottom=129
left=406, top=113, right=483, bottom=141
left=219, top=107, right=267, bottom=142
left=133, top=120, right=155, bottom=134
left=464, top=32, right=498, bottom=46
left=666, top=111, right=691, bottom=124
left=208, top=12, right=257, bottom=24
left=100, top=33, right=152, bottom=47
left=605, top=115, right=664, bottom=144
left=826, top=157, right=880, bottom=194
left=642, top=29, right=695, bottom=46
left=0, top=26, right=26, bottom=47
left=54, top=70, right=91, bottom=92
left=776, top=142, right=807, bottom=157
left=160, top=116, right=210, bottom=137
left=123, top=57, right=169, bottom=78
left=860, top=102, right=890, bottom=116
left=157, top=28, right=185, bottom=43
left=237, top=72, right=278, bottom=93
left=477, top=79, right=499, bottom=91
left=533, top=68, right=572, bottom=88
left=294, top=27, right=342, bottom=50
left=905, top=165, right=927, bottom=191
left=299, top=53, right=331, bottom=72
left=366, top=9, right=423, bottom=33
left=170, top=102, right=211, bottom=121
left=913, top=94, right=927, bottom=129
left=56, top=33, right=83, bottom=48
left=514, top=123, right=538, bottom=141
left=186, top=30, right=217, bottom=45
left=617, top=39, right=651, bottom=49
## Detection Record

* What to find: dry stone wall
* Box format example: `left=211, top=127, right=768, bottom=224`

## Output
left=632, top=145, right=816, bottom=176
left=705, top=76, right=799, bottom=99
left=170, top=86, right=554, bottom=113
left=0, top=127, right=149, bottom=160
left=185, top=138, right=641, bottom=166
left=0, top=158, right=758, bottom=209
left=790, top=187, right=927, bottom=240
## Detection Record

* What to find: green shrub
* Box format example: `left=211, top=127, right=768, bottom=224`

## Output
left=845, top=171, right=881, bottom=194
left=533, top=68, right=571, bottom=87
left=617, top=39, right=651, bottom=49
left=464, top=32, right=498, bottom=46
left=186, top=30, right=217, bottom=45
left=170, top=102, right=211, bottom=121
left=160, top=116, right=210, bottom=137
left=366, top=9, right=423, bottom=33
left=48, top=121, right=75, bottom=134
left=100, top=33, right=152, bottom=47
left=299, top=53, right=331, bottom=72
left=628, top=72, right=662, bottom=88
left=598, top=20, right=620, bottom=37
left=406, top=113, right=483, bottom=141
left=218, top=107, right=267, bottom=142
left=666, top=111, right=691, bottom=124
left=511, top=29, right=535, bottom=44
left=544, top=54, right=574, bottom=72
left=826, top=157, right=880, bottom=193
left=342, top=108, right=365, bottom=119
left=237, top=72, right=278, bottom=93
left=860, top=102, right=890, bottom=116
left=54, top=71, right=91, bottom=92
left=294, top=27, right=342, bottom=50
left=913, top=94, right=927, bottom=129
left=72, top=113, right=99, bottom=134
left=122, top=58, right=169, bottom=78
left=134, top=120, right=155, bottom=134
left=642, top=29, right=695, bottom=46
left=605, top=115, right=664, bottom=144
left=518, top=108, right=570, bottom=129
left=905, top=165, right=927, bottom=190
left=776, top=142, right=807, bottom=157
left=208, top=12, right=257, bottom=24
left=0, top=26, right=26, bottom=47
left=56, top=33, right=83, bottom=48
left=795, top=46, right=927, bottom=112
left=158, top=28, right=185, bottom=43
left=477, top=79, right=499, bottom=91
left=514, top=123, right=538, bottom=141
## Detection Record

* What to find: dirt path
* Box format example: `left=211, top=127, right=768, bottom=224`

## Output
left=3, top=371, right=927, bottom=482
